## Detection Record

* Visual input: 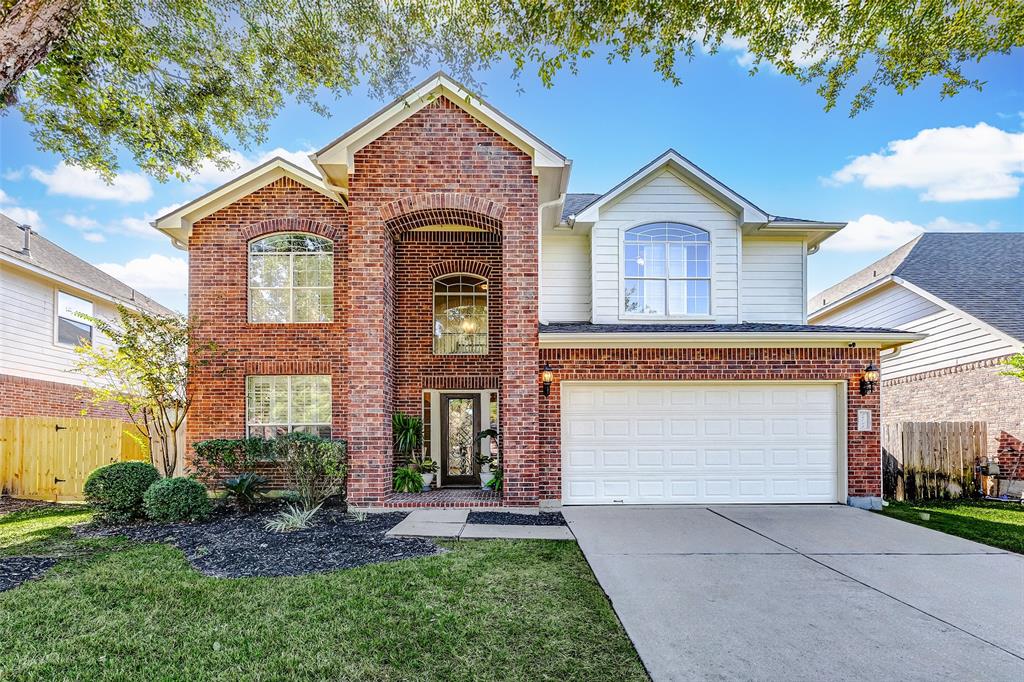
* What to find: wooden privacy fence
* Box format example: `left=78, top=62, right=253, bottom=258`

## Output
left=882, top=421, right=986, bottom=501
left=0, top=417, right=148, bottom=502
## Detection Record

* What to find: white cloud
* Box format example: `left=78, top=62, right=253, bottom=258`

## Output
left=62, top=213, right=99, bottom=230
left=82, top=232, right=106, bottom=243
left=97, top=254, right=188, bottom=294
left=29, top=162, right=153, bottom=203
left=0, top=189, right=44, bottom=229
left=823, top=214, right=1001, bottom=252
left=186, top=147, right=318, bottom=187
left=3, top=168, right=24, bottom=181
left=61, top=210, right=160, bottom=240
left=710, top=33, right=825, bottom=69
left=830, top=123, right=1024, bottom=202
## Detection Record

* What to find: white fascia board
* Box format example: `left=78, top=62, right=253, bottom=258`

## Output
left=152, top=158, right=341, bottom=249
left=0, top=253, right=165, bottom=315
left=538, top=330, right=924, bottom=350
left=313, top=72, right=569, bottom=189
left=755, top=223, right=846, bottom=252
left=575, top=150, right=770, bottom=225
left=894, top=277, right=1024, bottom=349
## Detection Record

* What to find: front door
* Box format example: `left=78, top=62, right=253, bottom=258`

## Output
left=440, top=394, right=481, bottom=485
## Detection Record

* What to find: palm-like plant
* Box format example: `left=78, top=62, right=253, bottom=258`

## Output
left=392, top=412, right=424, bottom=464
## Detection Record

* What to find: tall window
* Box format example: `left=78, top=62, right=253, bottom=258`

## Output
left=56, top=291, right=94, bottom=346
left=433, top=274, right=488, bottom=355
left=249, top=233, right=333, bottom=323
left=245, top=375, right=331, bottom=438
left=623, top=222, right=710, bottom=316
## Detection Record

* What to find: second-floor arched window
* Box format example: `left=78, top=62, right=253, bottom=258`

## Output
left=433, top=274, right=488, bottom=354
left=249, top=233, right=333, bottom=323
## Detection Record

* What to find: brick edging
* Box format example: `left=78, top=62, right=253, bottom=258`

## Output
left=381, top=192, right=507, bottom=237
left=239, top=217, right=340, bottom=241
left=426, top=259, right=493, bottom=279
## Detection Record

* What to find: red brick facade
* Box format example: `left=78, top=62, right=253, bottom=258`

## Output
left=538, top=347, right=883, bottom=500
left=0, top=374, right=128, bottom=421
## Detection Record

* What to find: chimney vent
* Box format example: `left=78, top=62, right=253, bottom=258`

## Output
left=19, top=224, right=31, bottom=257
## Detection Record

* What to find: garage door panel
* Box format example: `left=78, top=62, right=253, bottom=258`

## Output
left=562, top=382, right=840, bottom=505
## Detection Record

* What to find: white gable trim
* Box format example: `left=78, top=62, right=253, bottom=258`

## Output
left=574, top=150, right=769, bottom=226
left=152, top=158, right=342, bottom=249
left=312, top=71, right=569, bottom=197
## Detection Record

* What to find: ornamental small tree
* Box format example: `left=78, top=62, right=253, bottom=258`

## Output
left=73, top=305, right=219, bottom=476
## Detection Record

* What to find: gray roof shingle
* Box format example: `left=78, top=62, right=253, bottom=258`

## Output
left=540, top=322, right=908, bottom=335
left=812, top=233, right=1023, bottom=342
left=561, top=193, right=602, bottom=222
left=0, top=213, right=176, bottom=316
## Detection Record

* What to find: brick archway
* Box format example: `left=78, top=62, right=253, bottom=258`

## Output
left=240, top=218, right=340, bottom=242
left=380, top=193, right=506, bottom=238
left=427, top=259, right=493, bottom=280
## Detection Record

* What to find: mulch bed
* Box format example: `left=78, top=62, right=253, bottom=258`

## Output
left=0, top=497, right=64, bottom=515
left=79, top=508, right=443, bottom=578
left=0, top=557, right=58, bottom=592
left=467, top=511, right=566, bottom=526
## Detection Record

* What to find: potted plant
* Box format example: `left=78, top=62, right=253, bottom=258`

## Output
left=475, top=427, right=499, bottom=490
left=418, top=458, right=438, bottom=491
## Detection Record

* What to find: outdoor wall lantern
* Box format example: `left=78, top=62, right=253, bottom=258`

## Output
left=859, top=363, right=880, bottom=395
left=541, top=363, right=554, bottom=397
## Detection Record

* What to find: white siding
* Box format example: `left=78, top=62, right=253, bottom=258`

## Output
left=813, top=283, right=1019, bottom=379
left=541, top=232, right=591, bottom=322
left=741, top=238, right=805, bottom=323
left=591, top=169, right=740, bottom=324
left=0, top=263, right=117, bottom=386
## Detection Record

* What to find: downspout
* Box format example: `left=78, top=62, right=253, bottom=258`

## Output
left=537, top=193, right=566, bottom=326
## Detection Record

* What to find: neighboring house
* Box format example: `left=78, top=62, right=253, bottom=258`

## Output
left=0, top=213, right=175, bottom=420
left=810, top=233, right=1024, bottom=473
left=154, top=72, right=919, bottom=510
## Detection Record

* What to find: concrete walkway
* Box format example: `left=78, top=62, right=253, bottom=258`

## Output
left=385, top=509, right=574, bottom=540
left=564, top=504, right=1024, bottom=682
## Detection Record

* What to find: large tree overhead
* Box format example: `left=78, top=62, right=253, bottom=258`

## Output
left=2, top=0, right=1022, bottom=180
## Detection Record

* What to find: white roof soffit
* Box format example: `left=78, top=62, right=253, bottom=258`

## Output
left=538, top=330, right=925, bottom=351
left=311, top=72, right=571, bottom=204
left=574, top=150, right=770, bottom=227
left=152, top=158, right=341, bottom=249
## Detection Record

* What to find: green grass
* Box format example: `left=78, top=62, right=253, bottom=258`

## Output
left=0, top=506, right=647, bottom=682
left=879, top=499, right=1024, bottom=554
left=0, top=505, right=94, bottom=557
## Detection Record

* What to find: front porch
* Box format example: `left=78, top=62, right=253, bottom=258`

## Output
left=381, top=487, right=502, bottom=509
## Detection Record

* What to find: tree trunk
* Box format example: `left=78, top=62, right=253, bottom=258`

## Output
left=0, top=0, right=84, bottom=102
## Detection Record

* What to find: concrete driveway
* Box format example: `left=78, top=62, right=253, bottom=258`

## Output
left=563, top=505, right=1024, bottom=681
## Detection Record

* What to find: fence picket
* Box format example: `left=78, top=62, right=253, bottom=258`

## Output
left=882, top=421, right=987, bottom=501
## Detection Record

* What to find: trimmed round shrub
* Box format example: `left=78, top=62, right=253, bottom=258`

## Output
left=84, top=461, right=160, bottom=524
left=143, top=477, right=212, bottom=523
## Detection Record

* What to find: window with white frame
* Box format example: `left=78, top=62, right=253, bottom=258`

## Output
left=56, top=291, right=94, bottom=346
left=245, top=375, right=331, bottom=438
left=433, top=274, right=488, bottom=355
left=248, top=233, right=333, bottom=323
left=623, top=222, right=711, bottom=316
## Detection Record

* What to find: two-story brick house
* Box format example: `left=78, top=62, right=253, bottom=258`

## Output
left=155, top=73, right=920, bottom=510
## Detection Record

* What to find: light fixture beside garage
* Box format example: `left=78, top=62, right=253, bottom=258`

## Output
left=541, top=363, right=554, bottom=396
left=859, top=364, right=880, bottom=395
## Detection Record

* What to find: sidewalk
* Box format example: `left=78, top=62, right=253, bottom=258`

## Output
left=385, top=509, right=575, bottom=540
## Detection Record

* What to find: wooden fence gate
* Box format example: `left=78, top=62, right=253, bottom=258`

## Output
left=0, top=417, right=148, bottom=502
left=882, top=421, right=986, bottom=501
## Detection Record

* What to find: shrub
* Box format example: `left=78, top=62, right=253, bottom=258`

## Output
left=143, top=477, right=212, bottom=523
left=265, top=503, right=321, bottom=533
left=191, top=437, right=277, bottom=486
left=276, top=433, right=347, bottom=509
left=223, top=473, right=269, bottom=509
left=393, top=465, right=422, bottom=493
left=84, top=461, right=160, bottom=524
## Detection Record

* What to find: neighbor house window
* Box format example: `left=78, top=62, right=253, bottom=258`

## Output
left=623, top=222, right=710, bottom=316
left=433, top=274, right=488, bottom=355
left=245, top=375, right=331, bottom=438
left=56, top=291, right=94, bottom=346
left=249, top=233, right=333, bottom=323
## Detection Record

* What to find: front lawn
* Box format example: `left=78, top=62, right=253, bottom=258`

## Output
left=879, top=499, right=1024, bottom=554
left=0, top=505, right=647, bottom=681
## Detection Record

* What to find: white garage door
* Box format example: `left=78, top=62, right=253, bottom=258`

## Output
left=561, top=382, right=841, bottom=505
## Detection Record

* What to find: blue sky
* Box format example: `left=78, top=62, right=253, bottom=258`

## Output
left=2, top=46, right=1022, bottom=314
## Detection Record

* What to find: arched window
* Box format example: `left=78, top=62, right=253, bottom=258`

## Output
left=433, top=274, right=488, bottom=355
left=623, top=222, right=710, bottom=316
left=249, top=233, right=333, bottom=323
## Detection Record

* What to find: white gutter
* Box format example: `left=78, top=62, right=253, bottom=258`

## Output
left=538, top=330, right=925, bottom=350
